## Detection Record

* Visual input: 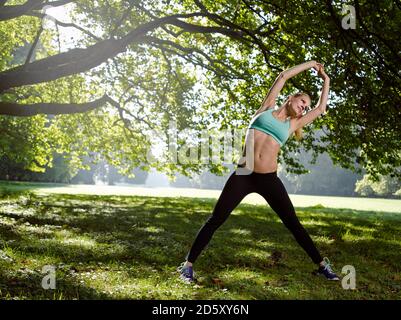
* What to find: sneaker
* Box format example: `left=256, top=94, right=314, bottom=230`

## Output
left=314, top=257, right=340, bottom=281
left=177, top=262, right=195, bottom=283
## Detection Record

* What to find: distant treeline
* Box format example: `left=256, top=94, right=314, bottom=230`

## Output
left=1, top=151, right=400, bottom=198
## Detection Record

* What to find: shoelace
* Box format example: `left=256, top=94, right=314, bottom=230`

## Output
left=177, top=262, right=186, bottom=271
left=322, top=257, right=335, bottom=274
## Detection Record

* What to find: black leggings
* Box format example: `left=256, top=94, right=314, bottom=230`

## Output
left=185, top=169, right=323, bottom=264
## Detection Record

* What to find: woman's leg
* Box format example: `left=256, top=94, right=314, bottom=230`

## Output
left=185, top=171, right=254, bottom=263
left=256, top=174, right=323, bottom=264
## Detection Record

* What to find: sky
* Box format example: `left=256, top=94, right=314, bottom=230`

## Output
left=42, top=3, right=94, bottom=51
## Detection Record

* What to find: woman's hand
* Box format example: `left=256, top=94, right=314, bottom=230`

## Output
left=316, top=63, right=329, bottom=80
left=312, top=62, right=324, bottom=72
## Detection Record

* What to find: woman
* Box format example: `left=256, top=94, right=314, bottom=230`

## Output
left=178, top=60, right=339, bottom=283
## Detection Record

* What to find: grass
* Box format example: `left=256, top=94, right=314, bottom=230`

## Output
left=1, top=180, right=400, bottom=214
left=0, top=187, right=400, bottom=300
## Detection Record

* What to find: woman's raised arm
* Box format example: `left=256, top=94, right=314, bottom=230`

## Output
left=315, top=67, right=330, bottom=114
left=256, top=60, right=318, bottom=116
left=281, top=60, right=319, bottom=80
left=292, top=66, right=330, bottom=131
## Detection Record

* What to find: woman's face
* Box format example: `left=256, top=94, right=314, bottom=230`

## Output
left=290, top=95, right=311, bottom=117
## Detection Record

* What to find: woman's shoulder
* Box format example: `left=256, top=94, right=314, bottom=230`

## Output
left=252, top=105, right=276, bottom=117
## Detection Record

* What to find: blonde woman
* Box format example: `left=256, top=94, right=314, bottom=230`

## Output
left=178, top=61, right=339, bottom=283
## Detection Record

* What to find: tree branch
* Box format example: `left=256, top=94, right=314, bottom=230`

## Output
left=143, top=39, right=229, bottom=79
left=0, top=13, right=207, bottom=92
left=28, top=11, right=102, bottom=41
left=0, top=10, right=269, bottom=92
left=25, top=25, right=44, bottom=65
left=0, top=94, right=109, bottom=116
left=0, top=0, right=43, bottom=21
left=110, top=2, right=134, bottom=37
left=43, top=0, right=74, bottom=8
left=325, top=0, right=400, bottom=79
left=56, top=19, right=98, bottom=41
left=103, top=94, right=158, bottom=132
left=0, top=0, right=74, bottom=21
left=141, top=35, right=246, bottom=80
left=353, top=0, right=401, bottom=63
left=186, top=1, right=275, bottom=65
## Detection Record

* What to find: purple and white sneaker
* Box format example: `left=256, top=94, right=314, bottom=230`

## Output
left=314, top=257, right=340, bottom=281
left=177, top=262, right=195, bottom=283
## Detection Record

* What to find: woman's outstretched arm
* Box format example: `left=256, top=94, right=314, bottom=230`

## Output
left=315, top=69, right=330, bottom=114
left=281, top=60, right=319, bottom=80
left=256, top=60, right=319, bottom=115
left=292, top=66, right=330, bottom=130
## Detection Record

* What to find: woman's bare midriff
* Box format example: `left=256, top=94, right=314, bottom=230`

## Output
left=238, top=128, right=282, bottom=173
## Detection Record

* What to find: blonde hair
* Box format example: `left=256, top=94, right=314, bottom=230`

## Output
left=286, top=92, right=310, bottom=142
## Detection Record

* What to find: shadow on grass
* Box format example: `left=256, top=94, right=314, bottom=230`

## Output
left=1, top=193, right=401, bottom=299
left=0, top=262, right=113, bottom=300
left=0, top=180, right=70, bottom=193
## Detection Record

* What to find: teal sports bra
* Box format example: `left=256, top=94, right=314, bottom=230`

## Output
left=248, top=108, right=290, bottom=146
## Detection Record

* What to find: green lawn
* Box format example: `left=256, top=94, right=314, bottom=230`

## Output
left=0, top=187, right=400, bottom=300
left=1, top=180, right=400, bottom=213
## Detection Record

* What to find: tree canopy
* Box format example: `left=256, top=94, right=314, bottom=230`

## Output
left=0, top=0, right=400, bottom=181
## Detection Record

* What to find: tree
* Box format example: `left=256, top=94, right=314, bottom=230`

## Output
left=280, top=148, right=364, bottom=196
left=0, top=0, right=400, bottom=181
left=0, top=153, right=74, bottom=183
left=355, top=173, right=401, bottom=198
